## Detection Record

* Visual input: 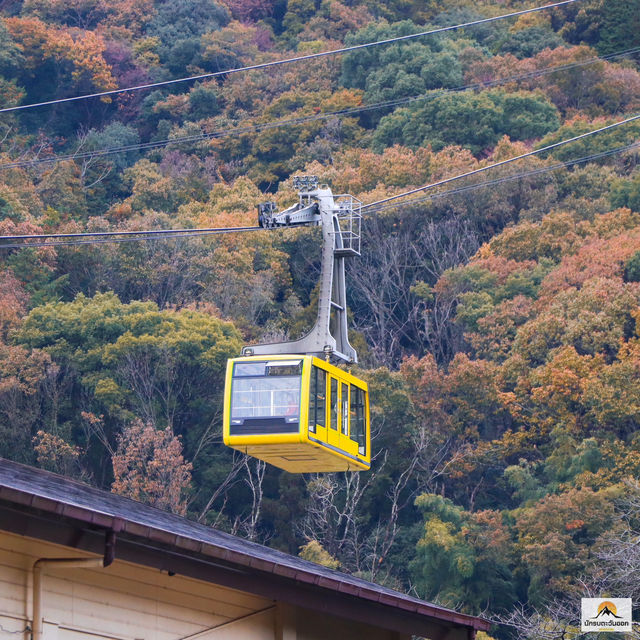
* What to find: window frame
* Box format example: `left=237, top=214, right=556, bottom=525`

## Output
left=350, top=384, right=366, bottom=455
left=308, top=365, right=326, bottom=432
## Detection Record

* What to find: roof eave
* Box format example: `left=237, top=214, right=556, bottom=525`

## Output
left=0, top=483, right=490, bottom=637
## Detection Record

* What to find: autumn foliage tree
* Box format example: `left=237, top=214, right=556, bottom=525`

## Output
left=5, top=17, right=117, bottom=94
left=112, top=419, right=192, bottom=515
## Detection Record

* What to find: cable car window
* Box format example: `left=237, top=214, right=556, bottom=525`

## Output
left=330, top=378, right=338, bottom=430
left=308, top=366, right=326, bottom=432
left=265, top=360, right=303, bottom=376
left=231, top=361, right=301, bottom=422
left=341, top=383, right=349, bottom=435
left=234, top=362, right=266, bottom=377
left=350, top=385, right=366, bottom=454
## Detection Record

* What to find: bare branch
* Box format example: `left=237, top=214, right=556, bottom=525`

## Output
left=196, top=451, right=245, bottom=524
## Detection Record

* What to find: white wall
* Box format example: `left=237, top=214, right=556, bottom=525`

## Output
left=0, top=530, right=270, bottom=640
left=0, top=530, right=409, bottom=640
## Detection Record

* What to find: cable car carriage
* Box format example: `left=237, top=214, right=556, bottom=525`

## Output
left=223, top=355, right=369, bottom=472
left=223, top=176, right=371, bottom=473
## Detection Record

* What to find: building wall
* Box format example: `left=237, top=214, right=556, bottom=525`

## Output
left=296, top=608, right=407, bottom=640
left=0, top=531, right=408, bottom=640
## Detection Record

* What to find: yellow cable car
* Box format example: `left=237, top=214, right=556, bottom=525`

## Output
left=223, top=178, right=370, bottom=472
left=223, top=355, right=370, bottom=473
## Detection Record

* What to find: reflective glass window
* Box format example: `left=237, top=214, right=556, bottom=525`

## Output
left=341, top=383, right=349, bottom=435
left=350, top=385, right=366, bottom=454
left=234, top=362, right=266, bottom=376
left=330, top=378, right=338, bottom=430
left=308, top=366, right=326, bottom=431
left=231, top=361, right=301, bottom=421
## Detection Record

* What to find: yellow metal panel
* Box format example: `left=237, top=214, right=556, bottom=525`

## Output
left=222, top=357, right=235, bottom=446
left=228, top=433, right=303, bottom=446
left=228, top=440, right=369, bottom=473
left=313, top=424, right=327, bottom=442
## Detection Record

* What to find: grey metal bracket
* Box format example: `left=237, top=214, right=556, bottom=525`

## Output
left=244, top=178, right=361, bottom=364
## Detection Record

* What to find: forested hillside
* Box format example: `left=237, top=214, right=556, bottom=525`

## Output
left=1, top=0, right=640, bottom=632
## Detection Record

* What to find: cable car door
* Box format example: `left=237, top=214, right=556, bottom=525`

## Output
left=328, top=376, right=340, bottom=450
left=340, top=381, right=349, bottom=450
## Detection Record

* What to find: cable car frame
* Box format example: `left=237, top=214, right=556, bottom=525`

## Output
left=223, top=354, right=370, bottom=473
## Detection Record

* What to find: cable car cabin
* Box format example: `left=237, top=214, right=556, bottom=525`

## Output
left=223, top=355, right=370, bottom=473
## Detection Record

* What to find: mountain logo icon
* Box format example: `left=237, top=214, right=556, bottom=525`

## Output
left=581, top=597, right=632, bottom=632
left=594, top=602, right=623, bottom=619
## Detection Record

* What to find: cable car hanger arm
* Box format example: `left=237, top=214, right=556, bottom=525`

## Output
left=247, top=176, right=362, bottom=365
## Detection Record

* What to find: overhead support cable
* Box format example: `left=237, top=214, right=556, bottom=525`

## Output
left=371, top=140, right=640, bottom=214
left=3, top=44, right=638, bottom=172
left=362, top=113, right=640, bottom=211
left=1, top=225, right=260, bottom=241
left=0, top=226, right=261, bottom=249
left=0, top=0, right=581, bottom=115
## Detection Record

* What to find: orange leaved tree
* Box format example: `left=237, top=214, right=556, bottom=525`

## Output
left=112, top=419, right=192, bottom=515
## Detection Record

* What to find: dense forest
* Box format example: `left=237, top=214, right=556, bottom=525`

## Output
left=1, top=0, right=640, bottom=634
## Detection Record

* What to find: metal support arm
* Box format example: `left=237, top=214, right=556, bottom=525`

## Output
left=245, top=178, right=361, bottom=364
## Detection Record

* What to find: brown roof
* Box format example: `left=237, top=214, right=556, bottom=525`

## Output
left=0, top=458, right=489, bottom=638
